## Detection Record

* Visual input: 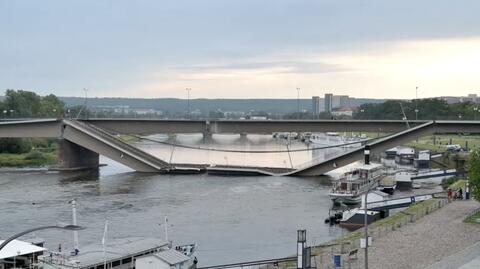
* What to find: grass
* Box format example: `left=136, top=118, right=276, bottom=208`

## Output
left=465, top=210, right=480, bottom=224
left=0, top=151, right=57, bottom=167
left=405, top=134, right=480, bottom=152
left=449, top=179, right=467, bottom=190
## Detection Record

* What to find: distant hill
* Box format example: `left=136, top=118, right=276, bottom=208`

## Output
left=59, top=97, right=384, bottom=114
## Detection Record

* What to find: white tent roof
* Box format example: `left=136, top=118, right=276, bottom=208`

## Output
left=0, top=239, right=46, bottom=259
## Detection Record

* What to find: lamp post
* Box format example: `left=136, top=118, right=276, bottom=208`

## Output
left=186, top=88, right=192, bottom=119
left=296, top=88, right=300, bottom=115
left=415, top=86, right=419, bottom=120
left=363, top=145, right=372, bottom=269
left=0, top=224, right=85, bottom=253
left=474, top=107, right=478, bottom=121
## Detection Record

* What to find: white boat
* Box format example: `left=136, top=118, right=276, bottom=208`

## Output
left=38, top=237, right=197, bottom=269
left=309, top=132, right=367, bottom=148
left=329, top=163, right=385, bottom=205
left=34, top=201, right=198, bottom=269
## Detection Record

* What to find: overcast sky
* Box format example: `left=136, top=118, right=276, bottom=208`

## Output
left=1, top=0, right=479, bottom=99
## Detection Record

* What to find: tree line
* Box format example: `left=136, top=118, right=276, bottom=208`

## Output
left=354, top=99, right=480, bottom=120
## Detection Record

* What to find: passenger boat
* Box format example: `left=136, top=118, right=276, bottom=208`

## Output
left=32, top=201, right=198, bottom=269
left=309, top=132, right=367, bottom=148
left=329, top=163, right=384, bottom=205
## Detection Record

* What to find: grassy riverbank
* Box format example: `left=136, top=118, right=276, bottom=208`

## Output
left=0, top=151, right=57, bottom=167
left=465, top=209, right=480, bottom=223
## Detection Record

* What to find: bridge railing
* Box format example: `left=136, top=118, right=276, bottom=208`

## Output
left=65, top=120, right=171, bottom=168
left=196, top=257, right=297, bottom=269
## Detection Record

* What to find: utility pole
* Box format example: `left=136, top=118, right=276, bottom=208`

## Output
left=186, top=88, right=191, bottom=119
left=296, top=88, right=300, bottom=115
left=414, top=86, right=419, bottom=120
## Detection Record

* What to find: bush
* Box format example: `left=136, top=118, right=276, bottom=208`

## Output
left=25, top=150, right=46, bottom=161
left=0, top=138, right=32, bottom=154
left=441, top=176, right=464, bottom=189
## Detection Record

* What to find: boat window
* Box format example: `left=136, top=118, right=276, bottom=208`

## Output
left=122, top=257, right=132, bottom=264
left=97, top=265, right=104, bottom=269
left=112, top=260, right=121, bottom=267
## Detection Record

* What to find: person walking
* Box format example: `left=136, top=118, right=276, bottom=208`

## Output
left=447, top=188, right=453, bottom=201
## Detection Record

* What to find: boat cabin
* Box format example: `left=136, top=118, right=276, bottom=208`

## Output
left=135, top=249, right=193, bottom=269
left=0, top=239, right=46, bottom=269
left=332, top=163, right=384, bottom=193
left=38, top=237, right=170, bottom=269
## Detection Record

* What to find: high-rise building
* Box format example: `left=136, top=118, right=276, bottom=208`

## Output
left=324, top=93, right=333, bottom=113
left=339, top=95, right=350, bottom=108
left=312, top=96, right=320, bottom=116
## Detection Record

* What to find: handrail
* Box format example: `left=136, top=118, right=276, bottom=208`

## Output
left=197, top=257, right=297, bottom=269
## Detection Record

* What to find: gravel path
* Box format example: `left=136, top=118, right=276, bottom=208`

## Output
left=351, top=200, right=480, bottom=269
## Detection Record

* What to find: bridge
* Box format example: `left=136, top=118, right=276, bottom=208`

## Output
left=0, top=118, right=479, bottom=176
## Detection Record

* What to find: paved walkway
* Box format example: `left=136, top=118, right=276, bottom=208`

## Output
left=352, top=200, right=480, bottom=269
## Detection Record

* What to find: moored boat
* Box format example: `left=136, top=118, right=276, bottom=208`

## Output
left=329, top=163, right=385, bottom=205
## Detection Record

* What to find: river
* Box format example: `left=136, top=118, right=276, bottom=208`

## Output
left=0, top=135, right=366, bottom=266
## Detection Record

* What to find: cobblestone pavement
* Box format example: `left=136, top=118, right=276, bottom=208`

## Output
left=350, top=200, right=480, bottom=269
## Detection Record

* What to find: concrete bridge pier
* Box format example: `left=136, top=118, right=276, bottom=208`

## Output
left=57, top=139, right=100, bottom=170
left=202, top=131, right=213, bottom=141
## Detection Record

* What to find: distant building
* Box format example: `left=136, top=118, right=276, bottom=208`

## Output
left=324, top=93, right=333, bottom=113
left=440, top=94, right=479, bottom=104
left=311, top=96, right=320, bottom=116
left=331, top=108, right=353, bottom=118
left=339, top=95, right=350, bottom=108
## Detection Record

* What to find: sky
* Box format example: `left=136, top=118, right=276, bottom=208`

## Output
left=1, top=0, right=479, bottom=99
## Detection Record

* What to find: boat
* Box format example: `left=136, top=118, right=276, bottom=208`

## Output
left=309, top=132, right=367, bottom=148
left=339, top=208, right=382, bottom=229
left=329, top=163, right=385, bottom=205
left=37, top=237, right=197, bottom=269
left=33, top=201, right=198, bottom=269
left=376, top=176, right=396, bottom=195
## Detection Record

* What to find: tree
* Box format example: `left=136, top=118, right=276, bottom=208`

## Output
left=468, top=149, right=480, bottom=201
left=40, top=94, right=65, bottom=117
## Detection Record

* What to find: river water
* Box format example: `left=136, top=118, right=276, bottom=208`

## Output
left=0, top=135, right=372, bottom=265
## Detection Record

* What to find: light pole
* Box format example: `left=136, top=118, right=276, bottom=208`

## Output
left=296, top=88, right=300, bottom=115
left=186, top=88, right=191, bottom=119
left=363, top=145, right=372, bottom=269
left=415, top=86, right=419, bottom=120
left=0, top=224, right=85, bottom=253
left=474, top=107, right=478, bottom=121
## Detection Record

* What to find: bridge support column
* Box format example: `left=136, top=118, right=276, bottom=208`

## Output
left=202, top=131, right=213, bottom=141
left=57, top=139, right=100, bottom=170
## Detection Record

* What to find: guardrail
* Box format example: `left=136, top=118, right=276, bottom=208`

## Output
left=197, top=257, right=297, bottom=269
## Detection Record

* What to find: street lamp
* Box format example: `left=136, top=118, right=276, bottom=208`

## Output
left=474, top=107, right=478, bottom=121
left=415, top=86, right=419, bottom=120
left=296, top=88, right=300, bottom=115
left=0, top=224, right=85, bottom=252
left=458, top=114, right=462, bottom=120
left=186, top=88, right=192, bottom=119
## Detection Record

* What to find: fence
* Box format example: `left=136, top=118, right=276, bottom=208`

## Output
left=308, top=198, right=449, bottom=269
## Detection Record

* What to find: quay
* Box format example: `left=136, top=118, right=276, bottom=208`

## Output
left=310, top=199, right=480, bottom=269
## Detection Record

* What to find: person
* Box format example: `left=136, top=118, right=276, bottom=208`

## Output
left=458, top=188, right=463, bottom=200
left=447, top=188, right=453, bottom=201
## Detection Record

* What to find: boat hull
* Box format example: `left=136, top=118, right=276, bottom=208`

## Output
left=330, top=195, right=362, bottom=205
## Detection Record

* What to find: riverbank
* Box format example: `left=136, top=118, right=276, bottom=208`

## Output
left=349, top=200, right=480, bottom=269
left=0, top=151, right=56, bottom=167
